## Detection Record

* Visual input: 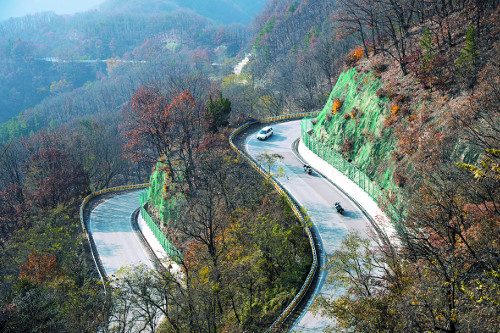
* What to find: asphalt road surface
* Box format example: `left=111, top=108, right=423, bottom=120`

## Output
left=245, top=120, right=373, bottom=332
left=88, top=190, right=154, bottom=276
left=86, top=119, right=373, bottom=331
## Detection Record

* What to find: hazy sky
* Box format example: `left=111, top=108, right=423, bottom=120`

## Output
left=0, top=0, right=104, bottom=22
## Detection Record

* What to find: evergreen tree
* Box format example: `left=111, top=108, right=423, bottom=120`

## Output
left=420, top=27, right=434, bottom=57
left=205, top=91, right=231, bottom=133
left=456, top=25, right=478, bottom=80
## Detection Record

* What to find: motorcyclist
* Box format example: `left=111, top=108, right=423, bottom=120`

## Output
left=303, top=164, right=312, bottom=174
left=334, top=202, right=344, bottom=214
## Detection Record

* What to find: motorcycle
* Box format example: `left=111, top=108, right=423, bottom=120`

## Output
left=334, top=202, right=344, bottom=215
left=303, top=164, right=312, bottom=175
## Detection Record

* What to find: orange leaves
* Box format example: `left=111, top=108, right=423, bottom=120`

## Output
left=19, top=250, right=60, bottom=285
left=346, top=46, right=365, bottom=67
left=391, top=104, right=400, bottom=116
left=353, top=47, right=365, bottom=61
left=385, top=102, right=409, bottom=129
left=332, top=99, right=343, bottom=114
left=168, top=90, right=196, bottom=115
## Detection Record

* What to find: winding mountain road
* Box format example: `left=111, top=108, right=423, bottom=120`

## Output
left=245, top=120, right=373, bottom=331
left=86, top=119, right=377, bottom=332
left=88, top=190, right=154, bottom=276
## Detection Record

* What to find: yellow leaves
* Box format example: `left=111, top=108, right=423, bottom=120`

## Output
left=221, top=73, right=251, bottom=88
left=487, top=269, right=500, bottom=278
left=199, top=266, right=210, bottom=285
left=457, top=148, right=500, bottom=180
left=223, top=155, right=240, bottom=165
left=106, top=56, right=121, bottom=73
left=212, top=282, right=221, bottom=293
left=450, top=309, right=457, bottom=322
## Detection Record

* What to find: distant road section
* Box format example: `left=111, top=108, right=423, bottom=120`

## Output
left=88, top=190, right=154, bottom=275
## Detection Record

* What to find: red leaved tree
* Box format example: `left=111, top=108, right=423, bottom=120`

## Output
left=121, top=87, right=205, bottom=189
left=19, top=250, right=60, bottom=285
left=121, top=85, right=171, bottom=164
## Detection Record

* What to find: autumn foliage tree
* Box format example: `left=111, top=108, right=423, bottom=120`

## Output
left=18, top=250, right=60, bottom=285
left=121, top=85, right=171, bottom=164
left=122, top=86, right=206, bottom=189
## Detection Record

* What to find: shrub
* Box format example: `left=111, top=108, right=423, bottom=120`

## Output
left=376, top=88, right=388, bottom=98
left=345, top=46, right=365, bottom=67
left=341, top=137, right=354, bottom=158
left=373, top=62, right=388, bottom=74
left=391, top=104, right=400, bottom=116
left=376, top=87, right=396, bottom=100
left=394, top=170, right=406, bottom=187
left=350, top=107, right=359, bottom=118
left=332, top=99, right=343, bottom=114
left=392, top=93, right=409, bottom=105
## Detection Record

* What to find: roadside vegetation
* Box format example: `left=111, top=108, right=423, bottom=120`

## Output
left=308, top=1, right=500, bottom=332
left=116, top=84, right=312, bottom=331
left=112, top=143, right=312, bottom=331
left=0, top=0, right=498, bottom=332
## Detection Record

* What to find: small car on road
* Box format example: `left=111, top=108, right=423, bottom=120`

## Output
left=257, top=126, right=273, bottom=140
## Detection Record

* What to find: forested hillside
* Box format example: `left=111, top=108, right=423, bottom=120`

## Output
left=0, top=2, right=249, bottom=132
left=0, top=0, right=498, bottom=331
left=0, top=1, right=265, bottom=331
left=100, top=0, right=267, bottom=25
left=305, top=1, right=500, bottom=332
left=221, top=0, right=358, bottom=118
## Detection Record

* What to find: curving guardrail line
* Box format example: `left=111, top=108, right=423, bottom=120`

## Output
left=80, top=112, right=320, bottom=331
left=229, top=112, right=320, bottom=332
left=79, top=183, right=150, bottom=327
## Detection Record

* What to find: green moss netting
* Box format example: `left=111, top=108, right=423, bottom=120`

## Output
left=313, top=67, right=398, bottom=192
left=146, top=161, right=181, bottom=224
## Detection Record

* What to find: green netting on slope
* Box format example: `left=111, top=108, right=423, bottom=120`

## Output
left=301, top=123, right=400, bottom=223
left=139, top=190, right=183, bottom=262
left=312, top=67, right=398, bottom=193
left=140, top=160, right=185, bottom=262
left=146, top=161, right=182, bottom=224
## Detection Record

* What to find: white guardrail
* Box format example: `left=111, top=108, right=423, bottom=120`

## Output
left=229, top=112, right=320, bottom=331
